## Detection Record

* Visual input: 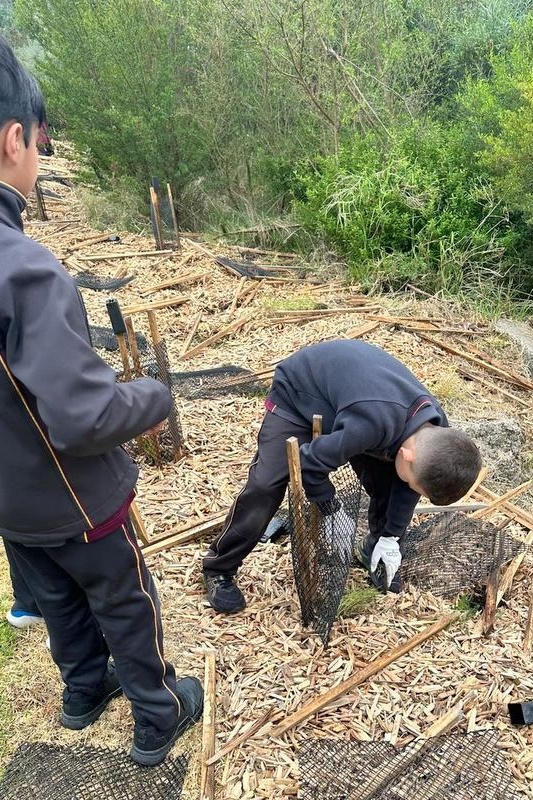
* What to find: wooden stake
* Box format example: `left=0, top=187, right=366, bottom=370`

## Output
left=200, top=651, right=216, bottom=800
left=130, top=500, right=150, bottom=545
left=166, top=182, right=181, bottom=250
left=125, top=315, right=162, bottom=462
left=34, top=181, right=47, bottom=221
left=178, top=315, right=251, bottom=361
left=474, top=484, right=533, bottom=531
left=228, top=277, right=247, bottom=318
left=205, top=709, right=276, bottom=767
left=286, top=435, right=312, bottom=623
left=269, top=614, right=457, bottom=738
left=181, top=312, right=203, bottom=357
left=121, top=296, right=188, bottom=315
left=150, top=185, right=164, bottom=250
left=482, top=528, right=504, bottom=635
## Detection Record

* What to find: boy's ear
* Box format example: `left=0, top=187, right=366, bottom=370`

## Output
left=399, top=444, right=416, bottom=463
left=2, top=121, right=24, bottom=163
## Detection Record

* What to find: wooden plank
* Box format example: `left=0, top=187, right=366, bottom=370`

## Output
left=141, top=512, right=228, bottom=556
left=130, top=500, right=150, bottom=545
left=77, top=249, right=173, bottom=262
left=121, top=296, right=189, bottom=315
left=469, top=480, right=533, bottom=519
left=199, top=651, right=216, bottom=800
left=269, top=614, right=457, bottom=738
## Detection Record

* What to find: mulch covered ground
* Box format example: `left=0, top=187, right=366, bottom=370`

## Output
left=1, top=150, right=533, bottom=799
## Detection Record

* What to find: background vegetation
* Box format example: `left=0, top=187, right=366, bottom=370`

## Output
left=6, top=0, right=533, bottom=310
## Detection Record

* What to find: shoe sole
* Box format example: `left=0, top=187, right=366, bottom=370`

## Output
left=6, top=612, right=45, bottom=629
left=204, top=598, right=246, bottom=614
left=60, top=686, right=123, bottom=730
left=130, top=704, right=204, bottom=766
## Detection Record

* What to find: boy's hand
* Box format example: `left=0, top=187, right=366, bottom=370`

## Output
left=370, top=536, right=401, bottom=587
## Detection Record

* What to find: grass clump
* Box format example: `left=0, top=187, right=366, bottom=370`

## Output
left=338, top=584, right=379, bottom=618
left=454, top=593, right=483, bottom=618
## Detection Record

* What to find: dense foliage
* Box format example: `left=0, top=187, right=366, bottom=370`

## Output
left=10, top=0, right=533, bottom=305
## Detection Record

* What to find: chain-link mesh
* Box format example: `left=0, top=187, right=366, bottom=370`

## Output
left=0, top=742, right=188, bottom=800
left=170, top=365, right=268, bottom=400
left=91, top=326, right=184, bottom=465
left=401, top=511, right=524, bottom=599
left=290, top=464, right=361, bottom=645
left=75, top=272, right=134, bottom=291
left=298, top=729, right=520, bottom=800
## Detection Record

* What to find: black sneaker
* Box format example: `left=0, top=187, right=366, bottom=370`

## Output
left=130, top=676, right=204, bottom=766
left=61, top=663, right=123, bottom=730
left=203, top=573, right=246, bottom=614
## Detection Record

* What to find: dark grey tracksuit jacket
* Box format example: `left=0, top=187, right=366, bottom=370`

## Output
left=0, top=182, right=170, bottom=544
left=205, top=339, right=447, bottom=576
left=0, top=181, right=181, bottom=732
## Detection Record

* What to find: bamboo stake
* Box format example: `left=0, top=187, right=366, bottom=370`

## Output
left=66, top=232, right=116, bottom=253
left=140, top=270, right=207, bottom=297
left=200, top=651, right=216, bottom=800
left=269, top=614, right=457, bottom=738
left=130, top=500, right=150, bottom=545
left=345, top=320, right=381, bottom=338
left=457, top=367, right=530, bottom=408
left=105, top=299, right=132, bottom=381
left=77, top=249, right=173, bottom=262
left=309, top=416, right=322, bottom=598
left=474, top=485, right=533, bottom=531
left=178, top=315, right=251, bottom=361
left=482, top=527, right=504, bottom=635
left=460, top=466, right=489, bottom=502
left=180, top=312, right=203, bottom=357
left=125, top=315, right=162, bottom=462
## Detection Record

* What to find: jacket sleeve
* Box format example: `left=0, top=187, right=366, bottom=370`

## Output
left=299, top=404, right=394, bottom=503
left=6, top=250, right=172, bottom=456
left=384, top=479, right=420, bottom=537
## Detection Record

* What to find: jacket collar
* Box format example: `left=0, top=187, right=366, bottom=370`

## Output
left=0, top=181, right=26, bottom=231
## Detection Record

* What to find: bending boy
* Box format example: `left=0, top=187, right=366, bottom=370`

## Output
left=203, top=339, right=482, bottom=612
left=0, top=37, right=202, bottom=766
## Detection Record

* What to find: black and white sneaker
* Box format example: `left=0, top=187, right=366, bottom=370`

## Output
left=203, top=573, right=246, bottom=614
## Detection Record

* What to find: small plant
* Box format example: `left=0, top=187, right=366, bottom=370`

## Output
left=337, top=585, right=379, bottom=617
left=454, top=593, right=483, bottom=617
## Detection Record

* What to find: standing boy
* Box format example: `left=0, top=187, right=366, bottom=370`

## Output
left=0, top=37, right=202, bottom=766
left=203, top=339, right=482, bottom=611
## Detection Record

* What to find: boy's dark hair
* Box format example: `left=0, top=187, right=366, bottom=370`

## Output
left=0, top=35, right=46, bottom=144
left=412, top=426, right=482, bottom=505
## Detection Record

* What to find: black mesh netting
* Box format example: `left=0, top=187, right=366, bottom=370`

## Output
left=91, top=328, right=184, bottom=466
left=298, top=729, right=521, bottom=800
left=400, top=511, right=525, bottom=599
left=215, top=255, right=273, bottom=278
left=150, top=181, right=179, bottom=249
left=75, top=272, right=134, bottom=291
left=89, top=325, right=148, bottom=353
left=290, top=464, right=362, bottom=645
left=170, top=365, right=268, bottom=399
left=0, top=742, right=188, bottom=800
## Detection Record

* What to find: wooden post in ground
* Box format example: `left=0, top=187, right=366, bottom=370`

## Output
left=106, top=299, right=132, bottom=381
left=150, top=184, right=164, bottom=250
left=200, top=650, right=216, bottom=800
left=124, top=314, right=162, bottom=463
left=287, top=436, right=313, bottom=625
left=309, top=415, right=323, bottom=587
left=166, top=182, right=181, bottom=251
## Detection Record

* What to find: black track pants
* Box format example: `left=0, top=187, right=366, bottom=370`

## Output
left=203, top=411, right=312, bottom=576
left=6, top=519, right=180, bottom=731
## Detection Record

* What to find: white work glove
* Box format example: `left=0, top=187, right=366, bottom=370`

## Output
left=322, top=504, right=355, bottom=561
left=370, top=536, right=402, bottom=587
